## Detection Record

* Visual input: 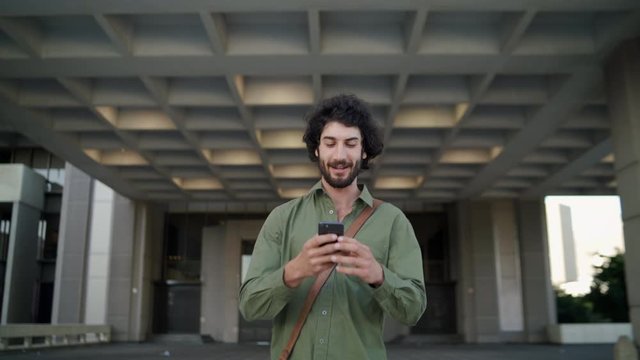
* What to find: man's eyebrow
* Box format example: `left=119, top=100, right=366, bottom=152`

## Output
left=321, top=136, right=360, bottom=141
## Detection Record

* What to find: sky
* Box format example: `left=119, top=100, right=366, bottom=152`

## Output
left=545, top=195, right=625, bottom=295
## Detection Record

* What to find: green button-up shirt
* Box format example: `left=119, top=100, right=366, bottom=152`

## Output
left=239, top=182, right=426, bottom=360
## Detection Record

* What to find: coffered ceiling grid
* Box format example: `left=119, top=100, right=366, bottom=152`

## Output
left=0, top=0, right=639, bottom=211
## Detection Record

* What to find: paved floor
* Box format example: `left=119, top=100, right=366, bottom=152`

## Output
left=0, top=342, right=614, bottom=360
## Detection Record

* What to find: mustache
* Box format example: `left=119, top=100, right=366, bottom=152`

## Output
left=327, top=160, right=353, bottom=168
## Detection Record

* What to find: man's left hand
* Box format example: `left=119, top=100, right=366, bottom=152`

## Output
left=330, top=236, right=384, bottom=287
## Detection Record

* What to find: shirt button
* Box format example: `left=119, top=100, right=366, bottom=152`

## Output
left=319, top=338, right=325, bottom=344
left=321, top=310, right=328, bottom=316
left=329, top=209, right=334, bottom=215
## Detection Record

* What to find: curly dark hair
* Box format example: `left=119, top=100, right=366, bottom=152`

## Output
left=302, top=94, right=383, bottom=170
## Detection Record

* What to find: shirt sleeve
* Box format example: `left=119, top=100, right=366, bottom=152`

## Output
left=238, top=205, right=295, bottom=321
left=371, top=210, right=427, bottom=325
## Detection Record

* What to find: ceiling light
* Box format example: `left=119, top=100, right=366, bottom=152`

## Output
left=259, top=130, right=305, bottom=149
left=375, top=176, right=422, bottom=189
left=394, top=106, right=455, bottom=128
left=173, top=177, right=223, bottom=190
left=203, top=149, right=262, bottom=165
left=278, top=188, right=308, bottom=199
left=270, top=164, right=319, bottom=178
left=441, top=149, right=491, bottom=164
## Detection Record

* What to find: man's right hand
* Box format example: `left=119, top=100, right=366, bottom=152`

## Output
left=283, top=233, right=339, bottom=288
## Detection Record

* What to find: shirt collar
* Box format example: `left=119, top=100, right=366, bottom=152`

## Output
left=309, top=180, right=374, bottom=208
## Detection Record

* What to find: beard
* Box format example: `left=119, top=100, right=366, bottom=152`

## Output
left=319, top=158, right=361, bottom=189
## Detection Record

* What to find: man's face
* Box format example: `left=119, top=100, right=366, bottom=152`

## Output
left=316, top=121, right=367, bottom=189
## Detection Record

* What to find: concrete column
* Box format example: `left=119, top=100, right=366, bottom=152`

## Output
left=456, top=200, right=527, bottom=343
left=129, top=202, right=164, bottom=342
left=517, top=199, right=556, bottom=342
left=606, top=38, right=640, bottom=347
left=105, top=190, right=136, bottom=341
left=84, top=181, right=115, bottom=325
left=200, top=220, right=263, bottom=343
left=52, top=163, right=93, bottom=324
left=2, top=203, right=41, bottom=323
left=201, top=225, right=226, bottom=341
left=493, top=201, right=525, bottom=340
left=0, top=164, right=45, bottom=324
left=457, top=201, right=501, bottom=343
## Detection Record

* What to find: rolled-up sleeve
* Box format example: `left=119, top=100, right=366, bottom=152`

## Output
left=372, top=212, right=427, bottom=325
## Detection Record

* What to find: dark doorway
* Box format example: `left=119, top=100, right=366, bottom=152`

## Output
left=407, top=212, right=457, bottom=334
left=153, top=281, right=202, bottom=334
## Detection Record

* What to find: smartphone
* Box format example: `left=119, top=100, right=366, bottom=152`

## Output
left=318, top=221, right=344, bottom=238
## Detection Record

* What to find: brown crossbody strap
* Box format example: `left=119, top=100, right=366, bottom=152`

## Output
left=279, top=199, right=383, bottom=360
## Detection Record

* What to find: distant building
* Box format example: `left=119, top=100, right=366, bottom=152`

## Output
left=559, top=204, right=578, bottom=283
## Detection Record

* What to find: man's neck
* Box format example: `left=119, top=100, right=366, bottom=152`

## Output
left=321, top=177, right=361, bottom=213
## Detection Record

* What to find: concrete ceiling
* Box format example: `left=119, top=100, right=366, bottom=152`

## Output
left=1, top=0, right=639, bottom=211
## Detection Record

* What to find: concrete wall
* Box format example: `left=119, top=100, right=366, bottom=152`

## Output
left=201, top=220, right=263, bottom=343
left=52, top=163, right=93, bottom=324
left=201, top=225, right=227, bottom=341
left=84, top=181, right=114, bottom=325
left=548, top=324, right=633, bottom=344
left=493, top=201, right=525, bottom=337
left=517, top=200, right=556, bottom=342
left=52, top=164, right=162, bottom=341
left=0, top=164, right=45, bottom=209
left=0, top=164, right=45, bottom=324
left=466, top=201, right=501, bottom=342
left=1, top=202, right=41, bottom=323
left=606, top=37, right=640, bottom=347
left=455, top=200, right=548, bottom=343
left=105, top=190, right=136, bottom=341
left=129, top=202, right=164, bottom=342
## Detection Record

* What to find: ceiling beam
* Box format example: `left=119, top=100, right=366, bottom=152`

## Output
left=0, top=54, right=599, bottom=78
left=405, top=9, right=428, bottom=54
left=0, top=17, right=41, bottom=58
left=0, top=95, right=145, bottom=199
left=458, top=66, right=603, bottom=198
left=521, top=138, right=612, bottom=197
left=56, top=76, right=187, bottom=196
left=139, top=75, right=237, bottom=199
left=500, top=10, right=536, bottom=54
left=308, top=9, right=321, bottom=54
left=94, top=14, right=133, bottom=56
left=225, top=74, right=280, bottom=198
left=1, top=0, right=638, bottom=15
left=370, top=73, right=409, bottom=186
left=199, top=12, right=227, bottom=54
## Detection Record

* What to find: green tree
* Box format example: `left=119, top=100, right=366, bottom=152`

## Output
left=555, top=251, right=628, bottom=323
left=555, top=289, right=598, bottom=323
left=584, top=252, right=629, bottom=322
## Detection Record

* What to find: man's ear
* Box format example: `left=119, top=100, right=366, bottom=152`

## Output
left=315, top=149, right=319, bottom=158
left=362, top=151, right=367, bottom=159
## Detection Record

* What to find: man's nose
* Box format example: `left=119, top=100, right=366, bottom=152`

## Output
left=334, top=143, right=348, bottom=160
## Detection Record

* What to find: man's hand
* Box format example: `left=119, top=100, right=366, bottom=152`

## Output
left=283, top=233, right=339, bottom=288
left=331, top=236, right=384, bottom=287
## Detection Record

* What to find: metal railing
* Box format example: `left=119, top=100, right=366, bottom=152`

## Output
left=0, top=324, right=111, bottom=351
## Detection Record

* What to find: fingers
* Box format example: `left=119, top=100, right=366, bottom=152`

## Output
left=333, top=236, right=367, bottom=255
left=310, top=233, right=339, bottom=248
left=330, top=253, right=367, bottom=268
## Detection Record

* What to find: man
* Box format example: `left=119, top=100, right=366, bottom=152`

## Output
left=239, top=94, right=426, bottom=359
